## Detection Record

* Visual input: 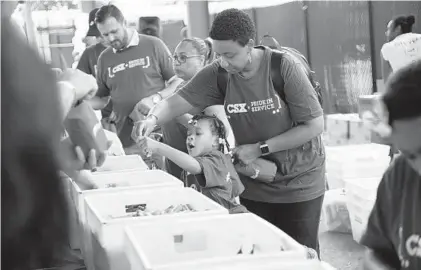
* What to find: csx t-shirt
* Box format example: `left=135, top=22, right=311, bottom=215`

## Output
left=182, top=150, right=246, bottom=212
left=178, top=46, right=325, bottom=203
left=381, top=33, right=421, bottom=71
left=361, top=155, right=421, bottom=270
left=96, top=31, right=175, bottom=147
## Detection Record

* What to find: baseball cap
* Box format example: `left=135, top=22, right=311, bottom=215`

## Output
left=86, top=8, right=101, bottom=37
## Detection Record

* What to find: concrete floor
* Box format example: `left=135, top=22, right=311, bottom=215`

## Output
left=320, top=232, right=365, bottom=270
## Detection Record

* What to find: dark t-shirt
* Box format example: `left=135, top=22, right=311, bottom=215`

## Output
left=178, top=47, right=326, bottom=203
left=96, top=33, right=175, bottom=147
left=76, top=43, right=112, bottom=117
left=77, top=43, right=107, bottom=76
left=181, top=150, right=246, bottom=212
left=361, top=155, right=421, bottom=270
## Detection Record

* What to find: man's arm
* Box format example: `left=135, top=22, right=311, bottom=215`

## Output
left=136, top=38, right=183, bottom=114
left=266, top=54, right=324, bottom=152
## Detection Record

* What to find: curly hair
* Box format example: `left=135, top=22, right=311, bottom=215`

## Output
left=209, top=8, right=256, bottom=47
left=383, top=60, right=421, bottom=125
left=189, top=114, right=230, bottom=152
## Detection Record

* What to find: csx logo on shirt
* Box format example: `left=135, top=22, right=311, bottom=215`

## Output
left=227, top=103, right=248, bottom=114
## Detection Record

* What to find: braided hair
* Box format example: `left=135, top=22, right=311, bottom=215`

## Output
left=189, top=114, right=230, bottom=153
left=181, top=37, right=211, bottom=63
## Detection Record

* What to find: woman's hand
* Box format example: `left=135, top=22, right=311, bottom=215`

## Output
left=232, top=143, right=261, bottom=165
left=132, top=116, right=157, bottom=141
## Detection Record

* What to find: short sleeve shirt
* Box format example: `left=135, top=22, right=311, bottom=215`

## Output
left=182, top=150, right=245, bottom=211
left=178, top=47, right=326, bottom=203
left=76, top=43, right=107, bottom=77
left=96, top=32, right=175, bottom=147
left=381, top=33, right=421, bottom=71
left=361, top=155, right=421, bottom=270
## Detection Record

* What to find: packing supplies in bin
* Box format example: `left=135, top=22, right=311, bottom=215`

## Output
left=123, top=213, right=307, bottom=270
left=71, top=169, right=183, bottom=269
left=84, top=187, right=228, bottom=270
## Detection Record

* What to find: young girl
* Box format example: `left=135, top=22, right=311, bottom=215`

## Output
left=137, top=114, right=247, bottom=214
left=162, top=37, right=234, bottom=180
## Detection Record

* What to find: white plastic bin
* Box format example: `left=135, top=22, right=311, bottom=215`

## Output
left=71, top=170, right=183, bottom=264
left=325, top=144, right=390, bottom=188
left=344, top=177, right=382, bottom=243
left=63, top=176, right=81, bottom=250
left=94, top=155, right=148, bottom=173
left=85, top=187, right=228, bottom=270
left=124, top=213, right=307, bottom=270
left=150, top=260, right=325, bottom=270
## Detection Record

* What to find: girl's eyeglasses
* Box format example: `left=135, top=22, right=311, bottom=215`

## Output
left=172, top=54, right=201, bottom=64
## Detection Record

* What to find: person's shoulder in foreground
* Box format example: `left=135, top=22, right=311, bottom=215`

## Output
left=361, top=60, right=421, bottom=270
left=361, top=154, right=421, bottom=269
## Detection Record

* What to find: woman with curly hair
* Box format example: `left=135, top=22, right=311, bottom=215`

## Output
left=135, top=8, right=325, bottom=255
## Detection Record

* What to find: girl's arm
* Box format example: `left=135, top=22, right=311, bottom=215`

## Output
left=142, top=138, right=202, bottom=175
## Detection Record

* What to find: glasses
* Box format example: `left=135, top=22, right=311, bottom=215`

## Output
left=172, top=54, right=201, bottom=64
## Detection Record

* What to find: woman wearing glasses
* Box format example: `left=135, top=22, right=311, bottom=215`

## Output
left=161, top=37, right=233, bottom=179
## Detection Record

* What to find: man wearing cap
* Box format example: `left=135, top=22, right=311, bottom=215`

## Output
left=77, top=8, right=113, bottom=122
left=77, top=8, right=106, bottom=76
left=90, top=4, right=182, bottom=159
